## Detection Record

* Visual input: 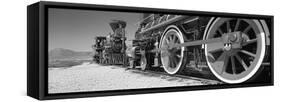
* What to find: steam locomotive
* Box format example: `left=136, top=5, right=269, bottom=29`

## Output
left=93, top=14, right=271, bottom=84
left=92, top=20, right=128, bottom=66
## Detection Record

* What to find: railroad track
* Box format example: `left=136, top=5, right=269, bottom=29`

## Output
left=126, top=67, right=223, bottom=85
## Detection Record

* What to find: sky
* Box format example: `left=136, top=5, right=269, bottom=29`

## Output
left=48, top=8, right=142, bottom=51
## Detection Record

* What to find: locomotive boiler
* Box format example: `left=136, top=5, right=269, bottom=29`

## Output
left=127, top=14, right=271, bottom=84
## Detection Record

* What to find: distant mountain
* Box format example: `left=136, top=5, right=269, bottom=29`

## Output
left=49, top=48, right=92, bottom=61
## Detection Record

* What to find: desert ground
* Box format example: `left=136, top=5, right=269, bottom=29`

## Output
left=48, top=63, right=221, bottom=93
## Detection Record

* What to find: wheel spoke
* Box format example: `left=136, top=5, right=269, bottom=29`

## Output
left=234, top=54, right=248, bottom=70
left=165, top=38, right=169, bottom=44
left=231, top=56, right=236, bottom=74
left=168, top=56, right=172, bottom=67
left=207, top=53, right=216, bottom=61
left=220, top=55, right=229, bottom=75
left=173, top=50, right=181, bottom=57
left=212, top=52, right=228, bottom=74
left=169, top=35, right=173, bottom=41
left=176, top=54, right=181, bottom=58
left=242, top=38, right=257, bottom=46
left=172, top=56, right=178, bottom=65
left=226, top=21, right=231, bottom=32
left=167, top=36, right=171, bottom=42
left=240, top=50, right=256, bottom=57
left=209, top=48, right=223, bottom=54
left=217, top=27, right=224, bottom=35
left=234, top=19, right=241, bottom=31
left=171, top=53, right=179, bottom=60
left=171, top=35, right=176, bottom=43
left=170, top=56, right=177, bottom=68
left=243, top=25, right=251, bottom=33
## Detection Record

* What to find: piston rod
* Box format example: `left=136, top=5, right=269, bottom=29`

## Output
left=151, top=37, right=222, bottom=52
left=151, top=31, right=243, bottom=52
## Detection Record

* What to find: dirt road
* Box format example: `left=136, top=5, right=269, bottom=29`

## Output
left=48, top=63, right=221, bottom=93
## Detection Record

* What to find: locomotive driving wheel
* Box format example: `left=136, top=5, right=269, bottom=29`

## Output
left=160, top=26, right=187, bottom=74
left=205, top=18, right=267, bottom=83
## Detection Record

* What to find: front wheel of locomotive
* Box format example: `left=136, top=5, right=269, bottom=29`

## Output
left=204, top=18, right=268, bottom=83
left=160, top=26, right=188, bottom=75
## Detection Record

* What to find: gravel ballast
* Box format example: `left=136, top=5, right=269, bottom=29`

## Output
left=48, top=63, right=220, bottom=93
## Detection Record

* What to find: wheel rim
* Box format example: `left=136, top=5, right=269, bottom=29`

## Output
left=205, top=18, right=266, bottom=83
left=160, top=27, right=185, bottom=74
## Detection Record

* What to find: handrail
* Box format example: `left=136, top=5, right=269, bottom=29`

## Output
left=139, top=15, right=186, bottom=34
left=135, top=14, right=154, bottom=25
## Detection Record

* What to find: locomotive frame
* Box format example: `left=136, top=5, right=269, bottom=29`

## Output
left=27, top=1, right=273, bottom=100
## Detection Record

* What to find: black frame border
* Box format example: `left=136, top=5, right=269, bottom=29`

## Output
left=28, top=1, right=274, bottom=100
